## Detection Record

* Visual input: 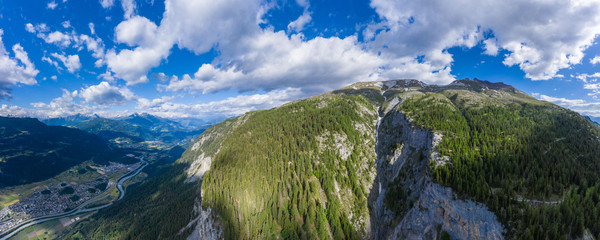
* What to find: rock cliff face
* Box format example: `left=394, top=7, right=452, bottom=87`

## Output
left=177, top=116, right=251, bottom=239
left=369, top=84, right=504, bottom=239
left=183, top=79, right=508, bottom=239
left=390, top=182, right=504, bottom=239
left=185, top=202, right=223, bottom=240
left=184, top=114, right=251, bottom=182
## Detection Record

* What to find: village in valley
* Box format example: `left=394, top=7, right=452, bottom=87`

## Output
left=0, top=160, right=144, bottom=235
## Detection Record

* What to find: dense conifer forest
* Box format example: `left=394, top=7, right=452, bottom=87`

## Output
left=66, top=163, right=200, bottom=239
left=398, top=89, right=600, bottom=239
left=62, top=80, right=600, bottom=239
left=0, top=117, right=134, bottom=187
left=202, top=95, right=377, bottom=239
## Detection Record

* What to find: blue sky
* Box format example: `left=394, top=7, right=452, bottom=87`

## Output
left=0, top=0, right=599, bottom=120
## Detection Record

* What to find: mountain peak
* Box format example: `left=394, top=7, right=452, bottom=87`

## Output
left=131, top=112, right=147, bottom=117
left=381, top=79, right=427, bottom=89
left=344, top=78, right=523, bottom=96
left=448, top=78, right=520, bottom=93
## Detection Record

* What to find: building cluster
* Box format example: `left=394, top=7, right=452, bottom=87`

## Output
left=0, top=161, right=141, bottom=235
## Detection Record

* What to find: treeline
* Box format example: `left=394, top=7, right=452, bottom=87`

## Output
left=202, top=95, right=377, bottom=239
left=399, top=92, right=600, bottom=239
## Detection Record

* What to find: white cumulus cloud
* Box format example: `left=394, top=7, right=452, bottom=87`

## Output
left=79, top=81, right=136, bottom=105
left=25, top=23, right=35, bottom=33
left=575, top=72, right=600, bottom=83
left=88, top=22, right=96, bottom=35
left=99, top=0, right=114, bottom=8
left=78, top=35, right=105, bottom=59
left=139, top=88, right=304, bottom=119
left=106, top=0, right=459, bottom=92
left=288, top=12, right=311, bottom=33
left=0, top=30, right=39, bottom=99
left=31, top=89, right=87, bottom=116
left=42, top=56, right=61, bottom=70
left=574, top=72, right=600, bottom=97
left=162, top=31, right=386, bottom=95
left=51, top=53, right=81, bottom=73
left=43, top=31, right=72, bottom=47
left=121, top=0, right=137, bottom=19
left=25, top=23, right=49, bottom=34
left=99, top=0, right=135, bottom=19
left=591, top=56, right=600, bottom=65
left=115, top=16, right=158, bottom=47
left=103, top=0, right=265, bottom=85
left=26, top=25, right=106, bottom=70
left=367, top=0, right=600, bottom=81
left=539, top=94, right=600, bottom=117
left=47, top=1, right=58, bottom=9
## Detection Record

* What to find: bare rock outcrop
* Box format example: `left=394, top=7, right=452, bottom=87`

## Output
left=369, top=84, right=504, bottom=239
left=390, top=182, right=504, bottom=240
left=185, top=201, right=223, bottom=240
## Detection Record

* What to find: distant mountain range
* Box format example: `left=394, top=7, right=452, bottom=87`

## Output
left=585, top=115, right=600, bottom=127
left=116, top=113, right=189, bottom=131
left=43, top=113, right=210, bottom=149
left=0, top=117, right=132, bottom=187
left=0, top=113, right=213, bottom=188
left=41, top=113, right=101, bottom=126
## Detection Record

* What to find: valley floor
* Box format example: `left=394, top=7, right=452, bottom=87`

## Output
left=0, top=157, right=148, bottom=239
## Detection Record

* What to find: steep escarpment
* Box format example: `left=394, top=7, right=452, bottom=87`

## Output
left=76, top=78, right=600, bottom=239
left=179, top=79, right=507, bottom=239
left=177, top=115, right=252, bottom=239
left=181, top=79, right=600, bottom=239
left=182, top=115, right=252, bottom=182
left=369, top=89, right=503, bottom=239
left=370, top=79, right=600, bottom=239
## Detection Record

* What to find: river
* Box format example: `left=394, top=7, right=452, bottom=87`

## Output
left=0, top=158, right=148, bottom=240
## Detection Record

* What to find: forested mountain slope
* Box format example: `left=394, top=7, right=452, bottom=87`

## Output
left=184, top=79, right=600, bottom=239
left=0, top=117, right=123, bottom=187
left=66, top=79, right=600, bottom=239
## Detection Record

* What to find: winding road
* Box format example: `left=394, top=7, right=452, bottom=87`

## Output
left=0, top=158, right=148, bottom=240
left=514, top=196, right=563, bottom=205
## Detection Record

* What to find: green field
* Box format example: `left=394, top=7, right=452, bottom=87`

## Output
left=0, top=161, right=104, bottom=209
left=0, top=193, right=19, bottom=209
left=10, top=212, right=95, bottom=240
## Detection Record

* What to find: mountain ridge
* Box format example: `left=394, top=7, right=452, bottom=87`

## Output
left=0, top=116, right=128, bottom=187
left=43, top=113, right=207, bottom=149
left=64, top=79, right=600, bottom=240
